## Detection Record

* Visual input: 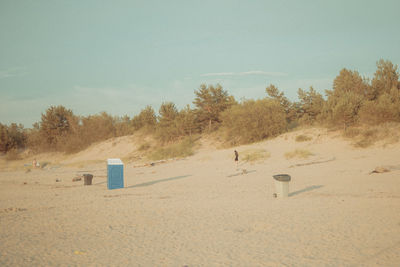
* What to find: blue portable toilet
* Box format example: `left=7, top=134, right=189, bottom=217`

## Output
left=107, top=158, right=124, bottom=190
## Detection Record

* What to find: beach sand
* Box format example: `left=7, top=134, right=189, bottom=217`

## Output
left=1, top=128, right=400, bottom=266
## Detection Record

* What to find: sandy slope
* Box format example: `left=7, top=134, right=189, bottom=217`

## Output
left=0, top=128, right=399, bottom=266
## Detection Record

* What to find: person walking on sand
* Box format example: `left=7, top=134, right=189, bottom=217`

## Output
left=234, top=150, right=239, bottom=169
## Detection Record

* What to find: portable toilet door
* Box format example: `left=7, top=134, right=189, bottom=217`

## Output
left=107, top=158, right=124, bottom=190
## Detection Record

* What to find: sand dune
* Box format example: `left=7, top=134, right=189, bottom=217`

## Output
left=1, top=128, right=400, bottom=266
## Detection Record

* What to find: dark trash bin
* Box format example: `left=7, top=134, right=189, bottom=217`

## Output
left=83, top=174, right=93, bottom=185
left=273, top=174, right=291, bottom=182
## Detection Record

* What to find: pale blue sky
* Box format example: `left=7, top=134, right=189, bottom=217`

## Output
left=1, top=0, right=399, bottom=127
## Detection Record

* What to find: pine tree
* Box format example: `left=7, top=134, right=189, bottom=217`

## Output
left=193, top=84, right=235, bottom=132
left=369, top=59, right=399, bottom=100
left=132, top=106, right=157, bottom=131
left=266, top=84, right=296, bottom=124
left=297, top=87, right=325, bottom=125
left=40, top=105, right=75, bottom=148
left=156, top=102, right=179, bottom=143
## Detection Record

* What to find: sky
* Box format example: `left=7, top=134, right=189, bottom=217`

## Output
left=1, top=0, right=399, bottom=127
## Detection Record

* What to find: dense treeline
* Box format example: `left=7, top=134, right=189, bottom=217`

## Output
left=1, top=59, right=399, bottom=154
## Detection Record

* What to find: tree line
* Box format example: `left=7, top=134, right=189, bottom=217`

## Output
left=1, top=59, right=399, bottom=155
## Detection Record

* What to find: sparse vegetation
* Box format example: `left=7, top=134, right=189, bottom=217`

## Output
left=347, top=123, right=400, bottom=148
left=65, top=160, right=104, bottom=168
left=138, top=142, right=151, bottom=151
left=342, top=127, right=361, bottom=138
left=295, top=135, right=312, bottom=142
left=241, top=149, right=270, bottom=163
left=40, top=162, right=50, bottom=169
left=148, top=137, right=197, bottom=161
left=5, top=149, right=21, bottom=161
left=285, top=149, right=313, bottom=159
left=353, top=138, right=374, bottom=148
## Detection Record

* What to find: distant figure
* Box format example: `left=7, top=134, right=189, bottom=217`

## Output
left=33, top=158, right=40, bottom=168
left=234, top=150, right=239, bottom=168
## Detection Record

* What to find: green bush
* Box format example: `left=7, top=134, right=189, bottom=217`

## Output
left=331, top=91, right=363, bottom=129
left=323, top=68, right=368, bottom=128
left=39, top=105, right=76, bottom=149
left=352, top=128, right=379, bottom=148
left=131, top=106, right=157, bottom=132
left=114, top=115, right=134, bottom=136
left=220, top=99, right=287, bottom=145
left=156, top=102, right=180, bottom=143
left=323, top=60, right=400, bottom=129
left=27, top=106, right=136, bottom=153
left=0, top=123, right=26, bottom=153
left=359, top=89, right=400, bottom=125
left=156, top=103, right=200, bottom=143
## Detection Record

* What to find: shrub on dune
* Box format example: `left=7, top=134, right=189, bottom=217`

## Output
left=220, top=99, right=287, bottom=145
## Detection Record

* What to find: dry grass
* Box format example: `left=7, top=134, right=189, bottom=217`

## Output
left=343, top=127, right=361, bottom=138
left=0, top=159, right=21, bottom=171
left=138, top=142, right=151, bottom=151
left=241, top=148, right=270, bottom=163
left=295, top=134, right=312, bottom=142
left=64, top=160, right=104, bottom=168
left=345, top=123, right=400, bottom=148
left=1, top=159, right=33, bottom=172
left=121, top=152, right=143, bottom=164
left=148, top=137, right=197, bottom=161
left=284, top=149, right=313, bottom=159
left=5, top=149, right=22, bottom=161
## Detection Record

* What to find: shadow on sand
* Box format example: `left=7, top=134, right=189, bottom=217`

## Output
left=289, top=185, right=323, bottom=197
left=126, top=175, right=192, bottom=188
left=226, top=170, right=257, bottom=177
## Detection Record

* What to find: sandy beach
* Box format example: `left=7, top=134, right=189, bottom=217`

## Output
left=1, top=128, right=400, bottom=266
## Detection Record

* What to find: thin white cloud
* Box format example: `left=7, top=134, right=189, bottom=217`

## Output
left=0, top=67, right=27, bottom=79
left=200, top=70, right=288, bottom=77
left=239, top=71, right=288, bottom=76
left=0, top=70, right=15, bottom=79
left=201, top=72, right=235, bottom=77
